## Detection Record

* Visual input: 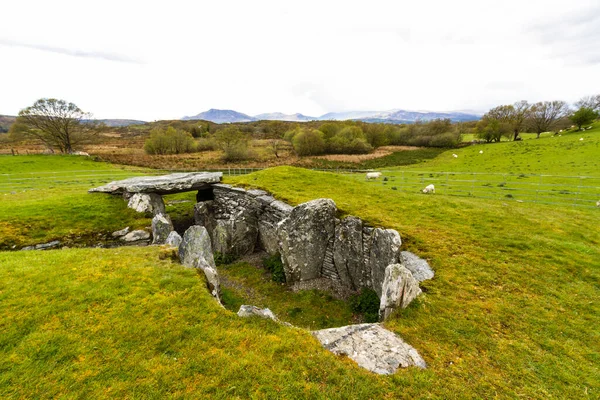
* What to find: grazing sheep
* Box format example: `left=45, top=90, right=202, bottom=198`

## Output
left=580, top=138, right=584, bottom=141
left=366, top=172, right=382, bottom=180
left=72, top=151, right=90, bottom=156
left=452, top=154, right=458, bottom=158
left=422, top=184, right=435, bottom=194
left=479, top=150, right=483, bottom=154
left=596, top=200, right=600, bottom=207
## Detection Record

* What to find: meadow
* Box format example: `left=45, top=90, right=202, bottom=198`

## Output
left=0, top=127, right=599, bottom=398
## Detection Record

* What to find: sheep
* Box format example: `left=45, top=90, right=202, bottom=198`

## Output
left=422, top=184, right=435, bottom=194
left=452, top=154, right=458, bottom=158
left=596, top=200, right=600, bottom=207
left=366, top=172, right=382, bottom=180
left=580, top=138, right=584, bottom=141
left=479, top=150, right=483, bottom=154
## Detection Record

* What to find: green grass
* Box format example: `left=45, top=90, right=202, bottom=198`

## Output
left=304, top=147, right=446, bottom=170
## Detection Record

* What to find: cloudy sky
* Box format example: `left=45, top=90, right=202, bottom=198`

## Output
left=1, top=0, right=599, bottom=120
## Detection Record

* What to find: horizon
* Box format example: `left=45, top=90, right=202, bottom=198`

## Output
left=1, top=0, right=599, bottom=120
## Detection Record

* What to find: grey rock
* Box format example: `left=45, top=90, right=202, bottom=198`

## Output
left=179, top=225, right=215, bottom=268
left=401, top=251, right=434, bottom=282
left=89, top=172, right=222, bottom=194
left=333, top=216, right=367, bottom=290
left=379, top=264, right=422, bottom=320
left=237, top=305, right=277, bottom=321
left=111, top=226, right=130, bottom=237
left=211, top=210, right=259, bottom=256
left=278, top=199, right=337, bottom=284
left=247, top=189, right=268, bottom=197
left=258, top=200, right=292, bottom=255
left=312, top=323, right=426, bottom=374
left=197, top=260, right=220, bottom=301
left=127, top=193, right=166, bottom=215
left=21, top=246, right=34, bottom=251
left=34, top=240, right=61, bottom=250
left=121, top=230, right=151, bottom=242
left=368, top=229, right=402, bottom=297
left=165, top=231, right=182, bottom=248
left=152, top=214, right=174, bottom=244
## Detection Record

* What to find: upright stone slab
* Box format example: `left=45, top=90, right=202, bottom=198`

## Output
left=278, top=199, right=337, bottom=284
left=257, top=197, right=293, bottom=255
left=379, top=264, right=422, bottom=320
left=127, top=193, right=165, bottom=215
left=152, top=214, right=174, bottom=244
left=179, top=225, right=220, bottom=300
left=368, top=228, right=402, bottom=297
left=165, top=231, right=182, bottom=248
left=333, top=216, right=367, bottom=290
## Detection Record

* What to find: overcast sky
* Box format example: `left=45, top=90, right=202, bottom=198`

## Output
left=1, top=0, right=599, bottom=120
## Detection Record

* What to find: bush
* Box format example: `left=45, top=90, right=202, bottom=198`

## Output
left=291, top=128, right=326, bottom=156
left=144, top=127, right=197, bottom=155
left=262, top=253, right=286, bottom=283
left=349, top=288, right=380, bottom=323
left=196, top=137, right=218, bottom=151
left=214, top=127, right=252, bottom=162
left=327, top=126, right=373, bottom=154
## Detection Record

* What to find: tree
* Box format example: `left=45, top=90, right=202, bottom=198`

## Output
left=10, top=98, right=98, bottom=153
left=291, top=128, right=326, bottom=156
left=214, top=127, right=251, bottom=161
left=528, top=101, right=570, bottom=138
left=569, top=107, right=599, bottom=131
left=144, top=127, right=196, bottom=155
left=484, top=101, right=531, bottom=141
left=575, top=95, right=600, bottom=112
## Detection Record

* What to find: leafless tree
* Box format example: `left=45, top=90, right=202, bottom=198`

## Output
left=528, top=101, right=570, bottom=138
left=575, top=94, right=600, bottom=112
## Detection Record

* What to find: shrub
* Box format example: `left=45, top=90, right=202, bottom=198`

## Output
left=349, top=288, right=380, bottom=323
left=262, top=253, right=286, bottom=283
left=292, top=128, right=326, bottom=156
left=327, top=126, right=373, bottom=154
left=144, top=127, right=197, bottom=155
left=196, top=137, right=218, bottom=151
left=214, top=127, right=252, bottom=162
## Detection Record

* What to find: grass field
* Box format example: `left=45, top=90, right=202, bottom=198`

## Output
left=1, top=131, right=599, bottom=398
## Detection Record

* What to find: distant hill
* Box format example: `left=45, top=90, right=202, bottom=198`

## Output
left=182, top=109, right=256, bottom=123
left=95, top=119, right=147, bottom=127
left=0, top=115, right=16, bottom=133
left=254, top=112, right=317, bottom=122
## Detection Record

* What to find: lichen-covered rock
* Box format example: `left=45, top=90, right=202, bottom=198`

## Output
left=127, top=193, right=165, bottom=215
left=89, top=172, right=222, bottom=194
left=367, top=229, right=402, bottom=297
left=121, top=230, right=151, bottom=242
left=258, top=199, right=293, bottom=255
left=333, top=216, right=367, bottom=290
left=111, top=226, right=130, bottom=238
left=312, top=323, right=426, bottom=374
left=278, top=199, right=337, bottom=284
left=165, top=231, right=182, bottom=248
left=151, top=214, right=173, bottom=244
left=401, top=251, right=434, bottom=282
left=379, top=264, right=422, bottom=320
left=197, top=259, right=220, bottom=301
left=237, top=305, right=277, bottom=321
left=178, top=226, right=214, bottom=268
left=194, top=201, right=216, bottom=231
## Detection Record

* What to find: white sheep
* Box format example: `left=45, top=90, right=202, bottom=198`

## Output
left=366, top=172, right=382, bottom=180
left=452, top=154, right=458, bottom=158
left=580, top=138, right=584, bottom=141
left=596, top=200, right=600, bottom=207
left=422, top=184, right=435, bottom=194
left=479, top=150, right=483, bottom=154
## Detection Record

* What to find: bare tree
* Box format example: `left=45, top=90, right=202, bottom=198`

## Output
left=10, top=98, right=99, bottom=153
left=484, top=101, right=531, bottom=141
left=528, top=100, right=570, bottom=138
left=575, top=94, right=600, bottom=112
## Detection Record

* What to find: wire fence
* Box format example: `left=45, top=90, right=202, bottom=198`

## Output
left=1, top=167, right=598, bottom=208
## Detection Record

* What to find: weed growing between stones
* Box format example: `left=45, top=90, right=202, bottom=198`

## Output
left=214, top=252, right=237, bottom=265
left=262, top=253, right=286, bottom=283
left=349, top=288, right=380, bottom=323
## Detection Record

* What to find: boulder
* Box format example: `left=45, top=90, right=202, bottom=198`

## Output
left=121, top=230, right=151, bottom=242
left=237, top=305, right=277, bottom=321
left=179, top=225, right=215, bottom=268
left=197, top=259, right=220, bottom=301
left=127, top=193, right=165, bottom=215
left=89, top=172, right=222, bottom=195
left=379, top=264, right=422, bottom=320
left=312, top=323, right=426, bottom=374
left=211, top=210, right=259, bottom=257
left=151, top=214, right=174, bottom=245
left=333, top=216, right=367, bottom=290
left=258, top=199, right=293, bottom=255
left=111, top=226, right=130, bottom=238
left=367, top=229, right=402, bottom=297
left=278, top=199, right=337, bottom=284
left=401, top=251, right=434, bottom=282
left=35, top=240, right=61, bottom=250
left=165, top=231, right=182, bottom=248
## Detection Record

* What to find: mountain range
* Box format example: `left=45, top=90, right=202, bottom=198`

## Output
left=182, top=108, right=481, bottom=124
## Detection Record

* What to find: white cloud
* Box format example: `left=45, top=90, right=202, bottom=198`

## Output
left=1, top=0, right=599, bottom=120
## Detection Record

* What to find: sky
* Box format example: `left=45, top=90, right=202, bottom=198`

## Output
left=1, top=0, right=599, bottom=120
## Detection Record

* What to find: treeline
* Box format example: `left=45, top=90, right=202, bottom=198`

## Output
left=476, top=94, right=600, bottom=142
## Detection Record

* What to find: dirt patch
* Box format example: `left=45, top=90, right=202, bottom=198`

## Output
left=309, top=145, right=424, bottom=163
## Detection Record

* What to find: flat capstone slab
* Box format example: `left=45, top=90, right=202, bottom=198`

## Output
left=89, top=172, right=222, bottom=195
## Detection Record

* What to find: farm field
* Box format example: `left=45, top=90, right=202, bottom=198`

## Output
left=0, top=129, right=599, bottom=398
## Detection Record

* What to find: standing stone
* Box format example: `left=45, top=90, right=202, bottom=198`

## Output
left=278, top=199, right=337, bottom=284
left=401, top=251, right=434, bottom=282
left=179, top=225, right=220, bottom=301
left=379, top=264, right=422, bottom=320
left=312, top=323, right=426, bottom=374
left=258, top=198, right=293, bottom=255
left=368, top=229, right=402, bottom=297
left=333, top=216, right=367, bottom=290
left=165, top=231, right=182, bottom=248
left=151, top=214, right=174, bottom=244
left=127, top=193, right=165, bottom=215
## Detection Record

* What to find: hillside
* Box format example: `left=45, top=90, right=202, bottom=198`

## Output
left=182, top=109, right=256, bottom=123
left=0, top=115, right=16, bottom=133
left=254, top=112, right=317, bottom=121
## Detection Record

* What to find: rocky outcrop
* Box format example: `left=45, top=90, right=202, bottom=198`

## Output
left=127, top=193, right=165, bottom=215
left=89, top=172, right=222, bottom=195
left=237, top=305, right=277, bottom=321
left=278, top=199, right=337, bottom=284
left=121, top=230, right=150, bottom=242
left=152, top=214, right=174, bottom=245
left=165, top=231, right=182, bottom=248
left=379, top=264, right=422, bottom=320
left=179, top=225, right=220, bottom=300
left=401, top=251, right=434, bottom=282
left=312, top=324, right=426, bottom=374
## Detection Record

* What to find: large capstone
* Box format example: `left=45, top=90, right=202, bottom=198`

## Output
left=278, top=199, right=337, bottom=284
left=401, top=251, right=434, bottom=282
left=89, top=172, right=222, bottom=195
left=333, top=216, right=367, bottom=290
left=312, top=323, right=426, bottom=374
left=367, top=228, right=402, bottom=297
left=127, top=193, right=165, bottom=215
left=379, top=264, right=422, bottom=320
left=151, top=214, right=174, bottom=244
